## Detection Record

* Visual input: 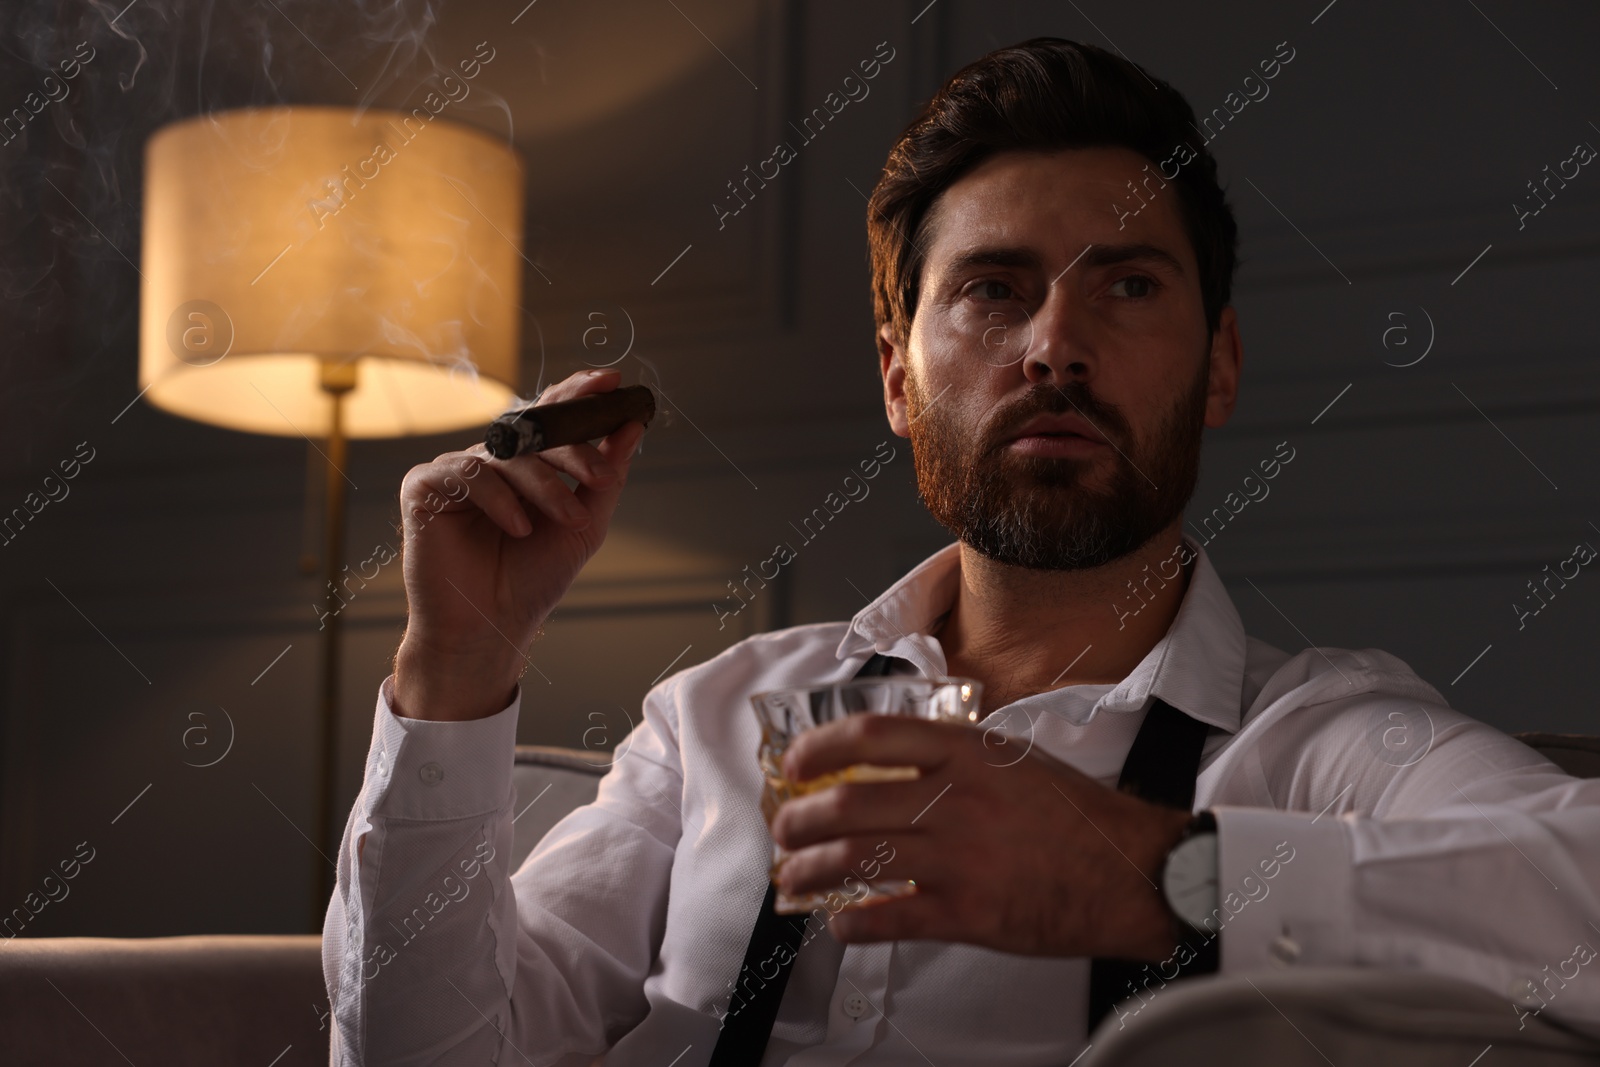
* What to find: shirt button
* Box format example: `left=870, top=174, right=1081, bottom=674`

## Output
left=842, top=992, right=869, bottom=1019
left=1268, top=935, right=1300, bottom=966
left=419, top=762, right=445, bottom=785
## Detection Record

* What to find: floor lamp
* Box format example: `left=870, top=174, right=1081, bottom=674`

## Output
left=138, top=106, right=526, bottom=929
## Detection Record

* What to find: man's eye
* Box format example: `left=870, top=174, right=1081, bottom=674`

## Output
left=970, top=280, right=1016, bottom=300
left=1108, top=275, right=1158, bottom=299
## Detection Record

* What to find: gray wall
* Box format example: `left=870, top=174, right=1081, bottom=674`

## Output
left=1, top=0, right=1596, bottom=937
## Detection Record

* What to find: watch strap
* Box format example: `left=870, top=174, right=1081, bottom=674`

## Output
left=1086, top=699, right=1219, bottom=1033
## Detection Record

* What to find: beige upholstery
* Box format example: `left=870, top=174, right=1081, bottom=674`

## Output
left=0, top=934, right=328, bottom=1066
left=2, top=739, right=1595, bottom=1065
left=1082, top=966, right=1600, bottom=1065
left=508, top=744, right=608, bottom=870
left=0, top=745, right=608, bottom=1067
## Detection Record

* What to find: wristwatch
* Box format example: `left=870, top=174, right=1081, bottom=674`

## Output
left=1160, top=809, right=1219, bottom=931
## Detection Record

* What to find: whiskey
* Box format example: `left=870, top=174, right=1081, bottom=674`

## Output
left=759, top=756, right=918, bottom=814
left=760, top=757, right=920, bottom=912
left=748, top=674, right=982, bottom=914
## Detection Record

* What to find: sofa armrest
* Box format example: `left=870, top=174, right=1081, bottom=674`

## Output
left=0, top=934, right=328, bottom=1066
left=1083, top=966, right=1600, bottom=1066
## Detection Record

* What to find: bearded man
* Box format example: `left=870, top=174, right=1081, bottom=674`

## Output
left=321, top=37, right=1600, bottom=1066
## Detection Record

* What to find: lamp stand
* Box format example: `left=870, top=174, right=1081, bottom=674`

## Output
left=311, top=362, right=357, bottom=931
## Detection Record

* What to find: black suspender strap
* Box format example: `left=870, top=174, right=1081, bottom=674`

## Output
left=707, top=881, right=810, bottom=1067
left=708, top=651, right=904, bottom=1067
left=710, top=655, right=1217, bottom=1062
left=1085, top=697, right=1219, bottom=1033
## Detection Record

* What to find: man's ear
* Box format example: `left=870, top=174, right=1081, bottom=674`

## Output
left=1203, top=306, right=1242, bottom=430
left=879, top=322, right=911, bottom=438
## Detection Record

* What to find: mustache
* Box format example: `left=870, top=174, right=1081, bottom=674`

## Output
left=980, top=382, right=1126, bottom=453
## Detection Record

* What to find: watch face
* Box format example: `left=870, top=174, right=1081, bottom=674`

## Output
left=1163, top=832, right=1219, bottom=930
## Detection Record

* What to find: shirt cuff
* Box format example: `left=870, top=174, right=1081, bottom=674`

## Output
left=366, top=673, right=522, bottom=821
left=1212, top=806, right=1354, bottom=971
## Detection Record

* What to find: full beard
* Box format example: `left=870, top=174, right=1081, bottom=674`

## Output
left=906, top=358, right=1210, bottom=571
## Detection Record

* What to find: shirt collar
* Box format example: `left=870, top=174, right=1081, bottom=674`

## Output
left=834, top=534, right=1246, bottom=734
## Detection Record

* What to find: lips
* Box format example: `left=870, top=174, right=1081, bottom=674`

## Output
left=1002, top=411, right=1108, bottom=446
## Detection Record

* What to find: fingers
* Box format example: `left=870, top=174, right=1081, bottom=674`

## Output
left=560, top=417, right=646, bottom=527
left=771, top=776, right=953, bottom=851
left=438, top=368, right=649, bottom=534
left=482, top=421, right=643, bottom=533
left=400, top=454, right=500, bottom=530
left=533, top=441, right=619, bottom=489
left=539, top=366, right=624, bottom=404
left=775, top=835, right=971, bottom=945
left=781, top=714, right=973, bottom=782
left=776, top=834, right=920, bottom=901
left=403, top=448, right=581, bottom=537
left=826, top=887, right=948, bottom=945
left=438, top=462, right=530, bottom=538
left=483, top=446, right=607, bottom=531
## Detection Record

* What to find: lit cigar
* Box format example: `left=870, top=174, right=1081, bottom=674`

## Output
left=484, top=384, right=657, bottom=460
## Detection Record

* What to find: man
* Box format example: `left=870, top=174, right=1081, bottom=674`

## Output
left=323, top=38, right=1600, bottom=1064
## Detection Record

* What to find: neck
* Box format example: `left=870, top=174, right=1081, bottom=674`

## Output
left=933, top=518, right=1192, bottom=710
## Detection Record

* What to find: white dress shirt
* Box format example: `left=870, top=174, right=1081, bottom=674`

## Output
left=322, top=534, right=1600, bottom=1065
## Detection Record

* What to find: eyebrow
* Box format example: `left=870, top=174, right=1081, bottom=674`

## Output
left=934, top=242, right=1186, bottom=288
left=1078, top=242, right=1186, bottom=278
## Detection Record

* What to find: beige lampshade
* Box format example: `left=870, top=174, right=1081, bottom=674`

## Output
left=139, top=105, right=524, bottom=438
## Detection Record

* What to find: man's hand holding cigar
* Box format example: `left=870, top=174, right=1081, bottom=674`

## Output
left=390, top=368, right=647, bottom=723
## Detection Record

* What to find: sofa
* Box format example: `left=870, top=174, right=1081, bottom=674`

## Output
left=3, top=735, right=1597, bottom=1065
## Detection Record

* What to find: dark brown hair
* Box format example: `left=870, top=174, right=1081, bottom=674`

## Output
left=867, top=37, right=1238, bottom=346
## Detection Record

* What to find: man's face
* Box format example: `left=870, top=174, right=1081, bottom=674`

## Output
left=879, top=146, right=1241, bottom=570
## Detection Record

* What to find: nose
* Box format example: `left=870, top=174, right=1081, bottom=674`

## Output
left=1020, top=286, right=1095, bottom=386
